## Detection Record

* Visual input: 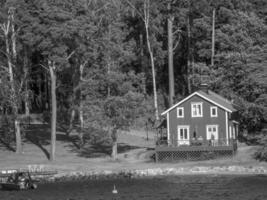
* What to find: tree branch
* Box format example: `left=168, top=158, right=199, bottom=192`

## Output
left=97, top=15, right=104, bottom=28
left=0, top=49, right=11, bottom=60
left=80, top=61, right=92, bottom=82
left=124, top=0, right=145, bottom=22
left=18, top=71, right=28, bottom=93
left=173, top=28, right=181, bottom=35
left=0, top=65, right=8, bottom=72
left=38, top=64, right=49, bottom=72
left=173, top=30, right=181, bottom=51
left=95, top=2, right=111, bottom=13
left=66, top=51, right=75, bottom=60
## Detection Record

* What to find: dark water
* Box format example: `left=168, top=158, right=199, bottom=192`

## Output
left=1, top=175, right=267, bottom=200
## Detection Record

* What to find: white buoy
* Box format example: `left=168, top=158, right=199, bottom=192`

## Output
left=112, top=185, right=118, bottom=194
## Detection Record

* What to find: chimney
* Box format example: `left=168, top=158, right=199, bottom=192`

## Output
left=199, top=83, right=209, bottom=94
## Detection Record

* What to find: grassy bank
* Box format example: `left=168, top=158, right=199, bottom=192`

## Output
left=0, top=125, right=267, bottom=176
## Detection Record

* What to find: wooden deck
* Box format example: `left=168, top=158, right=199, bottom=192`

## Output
left=155, top=140, right=237, bottom=162
left=156, top=145, right=235, bottom=152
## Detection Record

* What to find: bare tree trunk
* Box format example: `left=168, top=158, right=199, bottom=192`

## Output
left=78, top=63, right=86, bottom=146
left=107, top=24, right=111, bottom=97
left=1, top=7, right=22, bottom=154
left=187, top=14, right=192, bottom=94
left=167, top=2, right=174, bottom=106
left=49, top=60, right=57, bottom=161
left=79, top=101, right=84, bottom=147
left=23, top=50, right=30, bottom=116
left=211, top=9, right=215, bottom=66
left=111, top=128, right=118, bottom=159
left=10, top=7, right=22, bottom=154
left=25, top=88, right=30, bottom=116
left=107, top=63, right=111, bottom=97
left=112, top=140, right=118, bottom=159
left=67, top=107, right=75, bottom=136
left=14, top=119, right=22, bottom=153
left=144, top=0, right=159, bottom=121
left=125, top=0, right=158, bottom=119
left=37, top=75, right=43, bottom=110
left=44, top=72, right=49, bottom=110
left=10, top=7, right=16, bottom=61
left=140, top=33, right=147, bottom=95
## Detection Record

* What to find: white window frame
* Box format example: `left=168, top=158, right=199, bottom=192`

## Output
left=206, top=125, right=219, bottom=140
left=177, top=125, right=190, bottom=146
left=229, top=126, right=232, bottom=139
left=210, top=106, right=218, bottom=117
left=191, top=102, right=203, bottom=117
left=177, top=107, right=184, bottom=118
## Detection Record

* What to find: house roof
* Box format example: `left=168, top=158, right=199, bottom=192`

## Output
left=161, top=90, right=236, bottom=115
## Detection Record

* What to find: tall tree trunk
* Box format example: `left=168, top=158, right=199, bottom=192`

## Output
left=107, top=24, right=111, bottom=97
left=79, top=103, right=84, bottom=147
left=44, top=72, right=49, bottom=110
left=10, top=7, right=16, bottom=61
left=23, top=49, right=30, bottom=116
left=140, top=33, right=147, bottom=95
left=111, top=128, right=118, bottom=159
left=25, top=87, right=30, bottom=116
left=144, top=0, right=159, bottom=121
left=167, top=2, right=174, bottom=106
left=37, top=75, right=43, bottom=110
left=112, top=140, right=118, bottom=159
left=187, top=14, right=192, bottom=94
left=49, top=61, right=57, bottom=161
left=14, top=118, right=22, bottom=153
left=1, top=7, right=22, bottom=154
left=78, top=63, right=86, bottom=146
left=107, top=63, right=111, bottom=97
left=211, top=9, right=215, bottom=67
left=67, top=107, right=75, bottom=136
left=10, top=7, right=22, bottom=154
left=187, top=0, right=195, bottom=94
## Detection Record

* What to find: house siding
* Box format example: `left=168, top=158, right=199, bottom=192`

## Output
left=168, top=95, right=227, bottom=146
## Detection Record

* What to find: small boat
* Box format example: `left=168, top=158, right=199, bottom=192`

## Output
left=1, top=172, right=37, bottom=190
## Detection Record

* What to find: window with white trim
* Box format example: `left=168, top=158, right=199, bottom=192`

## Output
left=210, top=106, right=218, bottom=117
left=206, top=125, right=219, bottom=140
left=177, top=107, right=184, bottom=118
left=191, top=102, right=203, bottom=117
left=177, top=126, right=190, bottom=145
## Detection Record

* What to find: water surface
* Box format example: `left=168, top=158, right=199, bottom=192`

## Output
left=1, top=174, right=267, bottom=200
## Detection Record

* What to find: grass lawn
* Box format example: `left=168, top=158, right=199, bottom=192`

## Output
left=0, top=124, right=266, bottom=173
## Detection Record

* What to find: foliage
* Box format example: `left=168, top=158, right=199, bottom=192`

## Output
left=0, top=0, right=266, bottom=159
left=83, top=70, right=145, bottom=131
left=254, top=133, right=267, bottom=161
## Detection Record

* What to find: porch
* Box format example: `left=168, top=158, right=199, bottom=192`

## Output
left=155, top=139, right=237, bottom=162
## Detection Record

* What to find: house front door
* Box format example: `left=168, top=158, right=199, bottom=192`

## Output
left=206, top=125, right=219, bottom=145
left=177, top=126, right=190, bottom=146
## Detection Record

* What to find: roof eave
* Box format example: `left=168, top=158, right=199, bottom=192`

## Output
left=161, top=91, right=235, bottom=115
left=161, top=92, right=199, bottom=115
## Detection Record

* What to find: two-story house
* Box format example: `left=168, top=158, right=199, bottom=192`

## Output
left=155, top=84, right=239, bottom=162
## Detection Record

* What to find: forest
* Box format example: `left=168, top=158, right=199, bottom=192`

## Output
left=0, top=0, right=266, bottom=161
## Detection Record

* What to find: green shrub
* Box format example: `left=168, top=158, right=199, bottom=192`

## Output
left=255, top=146, right=267, bottom=162
left=200, top=151, right=216, bottom=160
left=254, top=134, right=267, bottom=161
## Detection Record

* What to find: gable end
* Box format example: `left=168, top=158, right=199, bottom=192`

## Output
left=161, top=92, right=233, bottom=115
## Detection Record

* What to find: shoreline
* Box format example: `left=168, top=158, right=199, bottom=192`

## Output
left=1, top=164, right=267, bottom=185
left=2, top=165, right=265, bottom=183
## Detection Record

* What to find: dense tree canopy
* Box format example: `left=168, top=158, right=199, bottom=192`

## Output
left=0, top=0, right=266, bottom=159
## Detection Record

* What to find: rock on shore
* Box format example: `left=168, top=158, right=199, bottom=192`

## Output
left=44, top=165, right=267, bottom=182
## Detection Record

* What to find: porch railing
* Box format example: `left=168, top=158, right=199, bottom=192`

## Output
left=156, top=138, right=237, bottom=148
